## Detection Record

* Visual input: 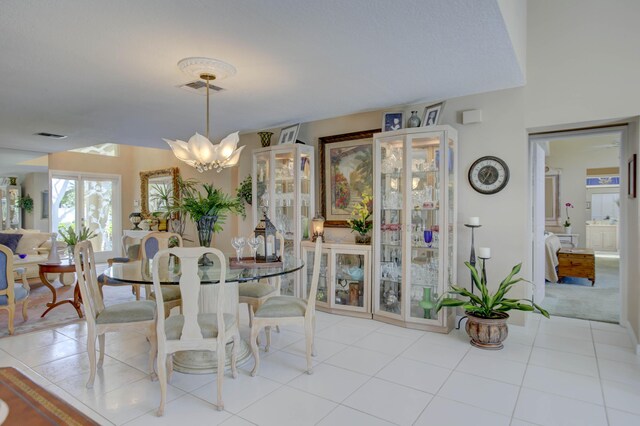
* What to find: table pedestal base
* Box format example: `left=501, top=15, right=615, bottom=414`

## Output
left=172, top=339, right=253, bottom=374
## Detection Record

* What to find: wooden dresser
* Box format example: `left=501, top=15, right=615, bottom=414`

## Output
left=557, top=248, right=596, bottom=286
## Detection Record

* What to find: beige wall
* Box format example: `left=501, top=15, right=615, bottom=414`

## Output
left=21, top=172, right=49, bottom=232
left=545, top=136, right=620, bottom=243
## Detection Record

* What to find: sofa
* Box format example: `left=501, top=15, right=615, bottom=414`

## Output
left=0, top=229, right=56, bottom=279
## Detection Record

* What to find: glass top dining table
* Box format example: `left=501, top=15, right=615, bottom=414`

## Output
left=102, top=256, right=305, bottom=285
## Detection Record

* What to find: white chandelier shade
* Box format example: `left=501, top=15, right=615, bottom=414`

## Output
left=165, top=57, right=243, bottom=173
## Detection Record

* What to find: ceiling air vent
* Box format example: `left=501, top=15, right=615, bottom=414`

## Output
left=35, top=132, right=67, bottom=139
left=178, top=80, right=225, bottom=96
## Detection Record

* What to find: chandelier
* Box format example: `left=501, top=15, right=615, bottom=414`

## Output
left=164, top=57, right=244, bottom=173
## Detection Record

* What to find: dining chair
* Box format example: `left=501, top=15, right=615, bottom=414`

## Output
left=141, top=232, right=183, bottom=317
left=101, top=235, right=142, bottom=299
left=74, top=240, right=157, bottom=388
left=152, top=246, right=239, bottom=415
left=239, top=231, right=285, bottom=327
left=249, top=237, right=322, bottom=377
left=0, top=244, right=30, bottom=335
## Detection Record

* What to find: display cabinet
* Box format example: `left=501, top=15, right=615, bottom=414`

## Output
left=252, top=144, right=314, bottom=296
left=301, top=241, right=371, bottom=318
left=373, top=126, right=457, bottom=332
left=0, top=184, right=21, bottom=230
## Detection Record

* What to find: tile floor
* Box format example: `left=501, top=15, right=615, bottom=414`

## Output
left=1, top=311, right=639, bottom=425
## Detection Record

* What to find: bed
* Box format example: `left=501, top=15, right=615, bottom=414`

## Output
left=545, top=233, right=562, bottom=283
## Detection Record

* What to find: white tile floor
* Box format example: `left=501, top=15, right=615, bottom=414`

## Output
left=1, top=312, right=640, bottom=425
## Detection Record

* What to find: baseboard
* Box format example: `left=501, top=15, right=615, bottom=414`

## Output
left=622, top=319, right=640, bottom=354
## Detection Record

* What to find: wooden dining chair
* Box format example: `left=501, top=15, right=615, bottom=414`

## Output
left=141, top=232, right=183, bottom=317
left=239, top=231, right=285, bottom=327
left=152, top=246, right=239, bottom=415
left=0, top=244, right=30, bottom=335
left=102, top=235, right=142, bottom=299
left=250, top=237, right=322, bottom=377
left=74, top=241, right=157, bottom=388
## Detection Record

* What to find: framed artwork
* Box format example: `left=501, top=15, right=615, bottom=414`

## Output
left=423, top=101, right=445, bottom=127
left=628, top=154, right=636, bottom=199
left=41, top=190, right=49, bottom=219
left=382, top=112, right=403, bottom=132
left=319, top=129, right=380, bottom=227
left=278, top=124, right=300, bottom=145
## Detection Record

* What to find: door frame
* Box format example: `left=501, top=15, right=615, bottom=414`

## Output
left=528, top=125, right=627, bottom=324
left=49, top=170, right=122, bottom=262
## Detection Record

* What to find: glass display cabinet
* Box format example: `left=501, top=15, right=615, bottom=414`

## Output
left=252, top=144, right=314, bottom=296
left=373, top=126, right=457, bottom=332
left=301, top=241, right=371, bottom=318
left=0, top=184, right=21, bottom=230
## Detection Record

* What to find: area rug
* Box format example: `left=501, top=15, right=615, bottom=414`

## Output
left=542, top=255, right=619, bottom=323
left=0, top=367, right=100, bottom=425
left=0, top=279, right=139, bottom=338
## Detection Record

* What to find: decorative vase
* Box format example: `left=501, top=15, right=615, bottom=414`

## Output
left=355, top=234, right=371, bottom=245
left=67, top=245, right=75, bottom=263
left=465, top=312, right=509, bottom=350
left=418, top=287, right=435, bottom=319
left=197, top=215, right=218, bottom=265
left=46, top=233, right=61, bottom=264
left=129, top=212, right=142, bottom=230
left=564, top=226, right=572, bottom=234
left=407, top=111, right=421, bottom=128
left=258, top=131, right=274, bottom=147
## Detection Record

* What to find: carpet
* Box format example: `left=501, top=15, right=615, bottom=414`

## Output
left=0, top=278, right=139, bottom=338
left=542, top=254, right=619, bottom=323
left=0, top=367, right=100, bottom=425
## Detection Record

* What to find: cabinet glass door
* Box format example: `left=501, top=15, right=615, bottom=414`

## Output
left=378, top=137, right=404, bottom=316
left=255, top=152, right=270, bottom=212
left=300, top=153, right=312, bottom=240
left=408, top=134, right=441, bottom=320
left=0, top=188, right=6, bottom=228
left=306, top=248, right=328, bottom=306
left=334, top=252, right=365, bottom=308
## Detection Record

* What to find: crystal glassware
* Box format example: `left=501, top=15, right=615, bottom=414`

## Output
left=231, top=236, right=246, bottom=262
left=247, top=236, right=260, bottom=262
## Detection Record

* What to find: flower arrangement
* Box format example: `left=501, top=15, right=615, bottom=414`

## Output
left=347, top=192, right=373, bottom=236
left=563, top=202, right=574, bottom=227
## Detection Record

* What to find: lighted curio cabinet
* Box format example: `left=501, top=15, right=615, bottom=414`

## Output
left=301, top=241, right=371, bottom=318
left=0, top=185, right=21, bottom=230
left=373, top=126, right=457, bottom=333
left=252, top=144, right=314, bottom=296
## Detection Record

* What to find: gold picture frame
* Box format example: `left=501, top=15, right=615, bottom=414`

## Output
left=140, top=167, right=180, bottom=218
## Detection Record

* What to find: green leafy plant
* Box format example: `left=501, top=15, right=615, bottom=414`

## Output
left=58, top=224, right=98, bottom=246
left=436, top=261, right=550, bottom=319
left=236, top=175, right=252, bottom=206
left=150, top=176, right=198, bottom=238
left=346, top=191, right=373, bottom=236
left=173, top=183, right=245, bottom=233
left=18, top=194, right=34, bottom=213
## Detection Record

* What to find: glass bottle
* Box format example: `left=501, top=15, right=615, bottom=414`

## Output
left=407, top=111, right=421, bottom=128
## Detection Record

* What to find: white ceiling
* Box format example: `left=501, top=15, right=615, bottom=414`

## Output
left=0, top=0, right=523, bottom=159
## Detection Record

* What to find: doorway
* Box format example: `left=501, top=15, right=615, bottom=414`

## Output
left=50, top=171, right=121, bottom=263
left=530, top=126, right=625, bottom=323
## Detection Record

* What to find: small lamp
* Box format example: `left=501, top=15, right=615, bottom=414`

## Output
left=311, top=212, right=325, bottom=242
left=254, top=206, right=278, bottom=262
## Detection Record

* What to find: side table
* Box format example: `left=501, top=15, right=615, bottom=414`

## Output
left=38, top=263, right=83, bottom=318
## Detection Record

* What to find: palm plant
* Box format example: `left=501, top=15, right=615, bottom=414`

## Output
left=436, top=261, right=550, bottom=319
left=173, top=183, right=245, bottom=234
left=58, top=224, right=98, bottom=246
left=150, top=176, right=198, bottom=237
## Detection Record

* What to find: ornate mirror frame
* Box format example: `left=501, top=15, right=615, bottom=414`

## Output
left=140, top=167, right=180, bottom=218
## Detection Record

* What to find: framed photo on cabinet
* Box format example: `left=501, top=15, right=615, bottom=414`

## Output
left=278, top=124, right=300, bottom=145
left=382, top=112, right=403, bottom=132
left=422, top=101, right=445, bottom=127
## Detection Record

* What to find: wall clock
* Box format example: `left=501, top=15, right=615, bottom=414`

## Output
left=468, top=156, right=510, bottom=194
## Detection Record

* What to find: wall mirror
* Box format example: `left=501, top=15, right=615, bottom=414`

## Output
left=140, top=167, right=180, bottom=217
left=545, top=168, right=561, bottom=225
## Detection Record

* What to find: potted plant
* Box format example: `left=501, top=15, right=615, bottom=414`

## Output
left=171, top=183, right=244, bottom=249
left=150, top=176, right=198, bottom=238
left=58, top=224, right=98, bottom=259
left=436, top=261, right=549, bottom=350
left=347, top=192, right=373, bottom=244
left=17, top=194, right=34, bottom=213
left=236, top=175, right=252, bottom=206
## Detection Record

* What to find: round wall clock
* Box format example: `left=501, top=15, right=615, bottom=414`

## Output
left=468, top=156, right=510, bottom=194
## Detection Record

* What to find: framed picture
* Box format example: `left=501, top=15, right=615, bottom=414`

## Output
left=382, top=112, right=403, bottom=132
left=423, top=101, right=445, bottom=127
left=628, top=154, right=636, bottom=199
left=278, top=123, right=300, bottom=145
left=41, top=190, right=49, bottom=219
left=319, top=129, right=380, bottom=227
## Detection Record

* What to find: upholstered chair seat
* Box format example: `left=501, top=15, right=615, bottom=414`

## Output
left=254, top=296, right=307, bottom=318
left=150, top=286, right=182, bottom=302
left=0, top=246, right=30, bottom=335
left=95, top=300, right=156, bottom=324
left=164, top=313, right=237, bottom=340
